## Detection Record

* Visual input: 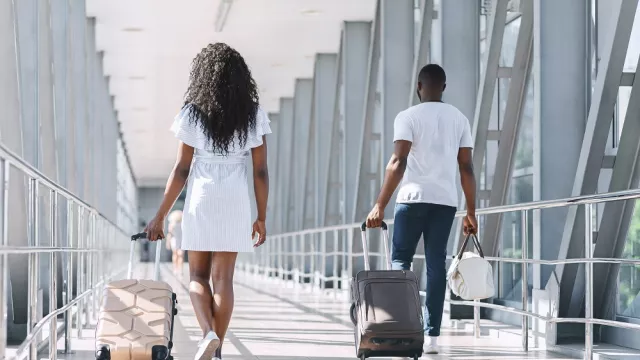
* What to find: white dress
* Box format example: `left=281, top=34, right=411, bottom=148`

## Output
left=170, top=105, right=271, bottom=252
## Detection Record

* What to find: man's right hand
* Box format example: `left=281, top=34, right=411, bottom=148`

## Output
left=463, top=213, right=477, bottom=235
left=366, top=204, right=385, bottom=228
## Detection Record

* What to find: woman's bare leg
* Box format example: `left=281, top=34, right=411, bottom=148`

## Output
left=177, top=250, right=185, bottom=275
left=188, top=251, right=217, bottom=336
left=172, top=251, right=178, bottom=273
left=210, top=252, right=238, bottom=346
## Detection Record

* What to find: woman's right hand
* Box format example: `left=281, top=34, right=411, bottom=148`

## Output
left=144, top=216, right=166, bottom=241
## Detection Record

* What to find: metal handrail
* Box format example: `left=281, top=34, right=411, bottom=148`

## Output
left=13, top=287, right=96, bottom=360
left=0, top=247, right=104, bottom=254
left=238, top=188, right=640, bottom=360
left=0, top=142, right=131, bottom=360
left=11, top=266, right=128, bottom=360
left=0, top=142, right=121, bottom=229
left=271, top=187, right=640, bottom=237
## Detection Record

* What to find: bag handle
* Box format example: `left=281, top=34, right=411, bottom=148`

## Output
left=455, top=234, right=485, bottom=260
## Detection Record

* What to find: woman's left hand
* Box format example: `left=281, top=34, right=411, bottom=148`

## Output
left=252, top=220, right=267, bottom=247
left=144, top=216, right=166, bottom=241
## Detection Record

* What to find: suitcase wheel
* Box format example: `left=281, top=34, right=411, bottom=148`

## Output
left=151, top=345, right=169, bottom=359
left=95, top=345, right=110, bottom=360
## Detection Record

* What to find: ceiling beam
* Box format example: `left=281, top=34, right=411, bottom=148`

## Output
left=214, top=0, right=234, bottom=32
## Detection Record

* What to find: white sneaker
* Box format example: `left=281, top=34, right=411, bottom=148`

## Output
left=194, top=331, right=220, bottom=360
left=424, top=336, right=439, bottom=354
left=424, top=344, right=439, bottom=354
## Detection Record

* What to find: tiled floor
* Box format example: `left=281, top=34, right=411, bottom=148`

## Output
left=43, top=263, right=575, bottom=360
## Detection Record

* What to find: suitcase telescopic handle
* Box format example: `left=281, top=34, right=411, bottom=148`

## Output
left=128, top=232, right=162, bottom=281
left=360, top=221, right=391, bottom=271
left=360, top=221, right=388, bottom=231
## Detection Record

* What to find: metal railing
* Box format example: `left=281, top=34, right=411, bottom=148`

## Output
left=0, top=143, right=129, bottom=360
left=238, top=188, right=640, bottom=360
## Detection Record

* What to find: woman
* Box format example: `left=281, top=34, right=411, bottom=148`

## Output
left=144, top=43, right=270, bottom=360
left=166, top=210, right=185, bottom=275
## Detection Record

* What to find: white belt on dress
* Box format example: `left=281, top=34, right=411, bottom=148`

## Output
left=193, top=154, right=246, bottom=165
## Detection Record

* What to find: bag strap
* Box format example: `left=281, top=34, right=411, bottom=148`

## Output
left=456, top=234, right=485, bottom=260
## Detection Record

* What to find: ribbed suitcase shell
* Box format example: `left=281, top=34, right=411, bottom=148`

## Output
left=95, top=279, right=175, bottom=360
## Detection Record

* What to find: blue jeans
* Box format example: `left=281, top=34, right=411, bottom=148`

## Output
left=391, top=202, right=456, bottom=337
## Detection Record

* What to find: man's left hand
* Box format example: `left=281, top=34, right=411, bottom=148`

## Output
left=366, top=204, right=384, bottom=228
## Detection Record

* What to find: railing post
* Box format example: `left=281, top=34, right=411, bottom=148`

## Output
left=521, top=210, right=529, bottom=352
left=276, top=236, right=282, bottom=281
left=63, top=200, right=74, bottom=353
left=584, top=203, right=594, bottom=360
left=292, top=235, right=298, bottom=284
left=0, top=161, right=10, bottom=359
left=474, top=300, right=480, bottom=338
left=49, top=190, right=58, bottom=359
left=95, top=218, right=102, bottom=316
left=343, top=230, right=350, bottom=290
left=310, top=233, right=317, bottom=290
left=92, top=213, right=98, bottom=321
left=347, top=228, right=354, bottom=297
left=76, top=207, right=84, bottom=339
left=85, top=212, right=92, bottom=325
left=300, top=234, right=306, bottom=285
left=320, top=230, right=327, bottom=290
left=27, top=178, right=40, bottom=360
left=332, top=229, right=338, bottom=298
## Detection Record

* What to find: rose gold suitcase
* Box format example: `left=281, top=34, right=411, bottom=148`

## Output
left=95, top=233, right=177, bottom=360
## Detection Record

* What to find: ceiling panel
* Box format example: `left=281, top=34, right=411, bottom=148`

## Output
left=87, top=0, right=376, bottom=183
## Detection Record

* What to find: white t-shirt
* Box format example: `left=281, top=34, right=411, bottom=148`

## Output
left=393, top=102, right=473, bottom=207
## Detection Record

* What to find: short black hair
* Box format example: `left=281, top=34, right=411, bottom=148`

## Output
left=418, top=64, right=446, bottom=87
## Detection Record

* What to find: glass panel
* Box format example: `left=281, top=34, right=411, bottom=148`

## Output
left=498, top=174, right=533, bottom=301
left=515, top=76, right=534, bottom=169
left=116, top=137, right=138, bottom=233
left=429, top=0, right=442, bottom=64
left=617, top=201, right=640, bottom=318
left=500, top=17, right=521, bottom=67
left=624, top=3, right=640, bottom=72
left=616, top=86, right=633, bottom=141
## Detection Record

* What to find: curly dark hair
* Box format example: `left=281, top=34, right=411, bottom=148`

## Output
left=183, top=43, right=259, bottom=155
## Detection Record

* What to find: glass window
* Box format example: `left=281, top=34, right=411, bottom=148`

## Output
left=116, top=138, right=137, bottom=234
left=624, top=3, right=640, bottom=72
left=611, top=4, right=639, bottom=146
left=617, top=201, right=640, bottom=318
left=498, top=174, right=533, bottom=301
left=515, top=77, right=534, bottom=169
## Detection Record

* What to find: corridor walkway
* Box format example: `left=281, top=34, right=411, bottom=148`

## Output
left=42, top=264, right=574, bottom=360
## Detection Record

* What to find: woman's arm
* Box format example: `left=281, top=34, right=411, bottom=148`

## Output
left=250, top=137, right=269, bottom=246
left=145, top=142, right=194, bottom=240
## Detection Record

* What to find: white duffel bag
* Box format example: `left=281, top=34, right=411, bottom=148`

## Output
left=447, top=234, right=495, bottom=300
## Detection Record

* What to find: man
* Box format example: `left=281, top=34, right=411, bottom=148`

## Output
left=366, top=64, right=477, bottom=355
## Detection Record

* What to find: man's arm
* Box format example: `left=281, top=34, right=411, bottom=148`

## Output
left=366, top=140, right=411, bottom=228
left=458, top=147, right=477, bottom=233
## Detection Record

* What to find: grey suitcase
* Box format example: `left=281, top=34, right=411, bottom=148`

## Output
left=350, top=221, right=424, bottom=359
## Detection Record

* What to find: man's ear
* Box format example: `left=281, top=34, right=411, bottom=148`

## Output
left=443, top=83, right=447, bottom=91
